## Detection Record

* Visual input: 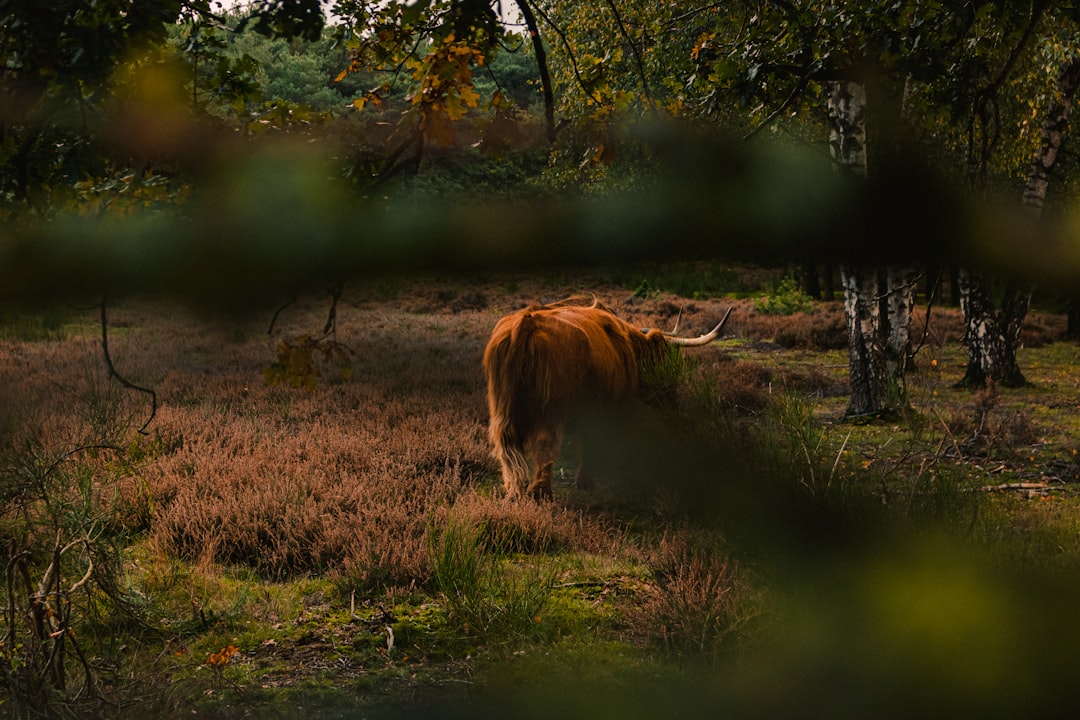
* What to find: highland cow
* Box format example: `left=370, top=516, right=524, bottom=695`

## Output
left=483, top=297, right=732, bottom=499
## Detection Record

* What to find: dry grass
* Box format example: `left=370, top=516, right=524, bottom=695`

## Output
left=1, top=280, right=675, bottom=592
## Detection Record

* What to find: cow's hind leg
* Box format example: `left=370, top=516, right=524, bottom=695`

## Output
left=493, top=436, right=529, bottom=497
left=525, top=425, right=562, bottom=501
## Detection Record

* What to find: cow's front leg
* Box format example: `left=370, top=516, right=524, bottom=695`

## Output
left=526, top=426, right=561, bottom=501
left=527, top=461, right=554, bottom=501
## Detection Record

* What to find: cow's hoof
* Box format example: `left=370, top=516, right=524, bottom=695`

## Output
left=526, top=482, right=553, bottom=501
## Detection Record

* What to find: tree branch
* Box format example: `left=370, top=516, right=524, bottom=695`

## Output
left=530, top=1, right=605, bottom=107
left=967, top=0, right=1048, bottom=182
left=742, top=71, right=813, bottom=139
left=99, top=296, right=157, bottom=434
left=603, top=0, right=652, bottom=104
left=513, top=0, right=557, bottom=141
left=321, top=282, right=343, bottom=338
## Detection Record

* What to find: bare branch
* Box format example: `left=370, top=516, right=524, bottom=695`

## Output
left=99, top=296, right=157, bottom=434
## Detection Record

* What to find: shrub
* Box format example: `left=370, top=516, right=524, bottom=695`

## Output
left=0, top=392, right=146, bottom=716
left=754, top=276, right=814, bottom=316
left=945, top=383, right=1039, bottom=461
left=629, top=530, right=759, bottom=665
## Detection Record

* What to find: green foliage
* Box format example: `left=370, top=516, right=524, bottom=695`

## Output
left=608, top=263, right=758, bottom=299
left=472, top=46, right=545, bottom=110
left=225, top=28, right=355, bottom=113
left=631, top=278, right=659, bottom=300
left=754, top=275, right=814, bottom=316
left=0, top=0, right=185, bottom=213
left=428, top=514, right=557, bottom=643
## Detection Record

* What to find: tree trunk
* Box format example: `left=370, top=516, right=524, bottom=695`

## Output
left=514, top=0, right=557, bottom=142
left=822, top=263, right=835, bottom=302
left=829, top=81, right=899, bottom=417
left=1067, top=301, right=1080, bottom=341
left=956, top=270, right=1029, bottom=388
left=958, top=57, right=1080, bottom=387
left=841, top=265, right=889, bottom=416
left=882, top=265, right=917, bottom=388
left=800, top=261, right=822, bottom=300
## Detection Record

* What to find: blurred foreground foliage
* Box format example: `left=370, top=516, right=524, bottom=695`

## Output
left=4, top=118, right=1075, bottom=308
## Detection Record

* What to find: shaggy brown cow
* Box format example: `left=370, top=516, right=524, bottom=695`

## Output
left=483, top=297, right=732, bottom=500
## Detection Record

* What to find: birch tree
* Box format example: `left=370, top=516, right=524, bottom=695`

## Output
left=957, top=52, right=1080, bottom=388
left=827, top=80, right=917, bottom=417
left=828, top=82, right=885, bottom=417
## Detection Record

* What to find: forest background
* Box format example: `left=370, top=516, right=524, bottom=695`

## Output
left=5, top=0, right=1080, bottom=717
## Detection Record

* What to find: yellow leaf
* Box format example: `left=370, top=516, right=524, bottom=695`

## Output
left=460, top=85, right=480, bottom=109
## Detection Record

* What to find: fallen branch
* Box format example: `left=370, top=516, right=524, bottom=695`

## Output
left=982, top=482, right=1050, bottom=493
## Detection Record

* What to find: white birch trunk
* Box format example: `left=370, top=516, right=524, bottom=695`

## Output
left=960, top=58, right=1080, bottom=388
left=883, top=266, right=917, bottom=381
left=828, top=81, right=892, bottom=416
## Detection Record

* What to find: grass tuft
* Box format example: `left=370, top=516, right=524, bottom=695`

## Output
left=428, top=509, right=558, bottom=644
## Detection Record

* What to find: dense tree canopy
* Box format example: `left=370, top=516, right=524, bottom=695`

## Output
left=1, top=1, right=1079, bottom=286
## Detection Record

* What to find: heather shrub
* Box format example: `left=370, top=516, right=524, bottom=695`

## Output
left=768, top=308, right=848, bottom=350
left=437, top=490, right=628, bottom=557
left=147, top=398, right=484, bottom=583
left=629, top=529, right=760, bottom=665
left=126, top=299, right=498, bottom=587
left=705, top=356, right=773, bottom=415
left=944, top=383, right=1040, bottom=461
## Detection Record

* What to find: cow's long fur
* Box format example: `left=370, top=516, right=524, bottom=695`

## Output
left=483, top=297, right=670, bottom=499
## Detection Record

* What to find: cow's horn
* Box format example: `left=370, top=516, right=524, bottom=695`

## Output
left=667, top=306, right=733, bottom=346
left=668, top=308, right=683, bottom=335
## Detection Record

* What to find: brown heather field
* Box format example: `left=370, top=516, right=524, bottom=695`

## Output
left=4, top=269, right=1080, bottom=718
